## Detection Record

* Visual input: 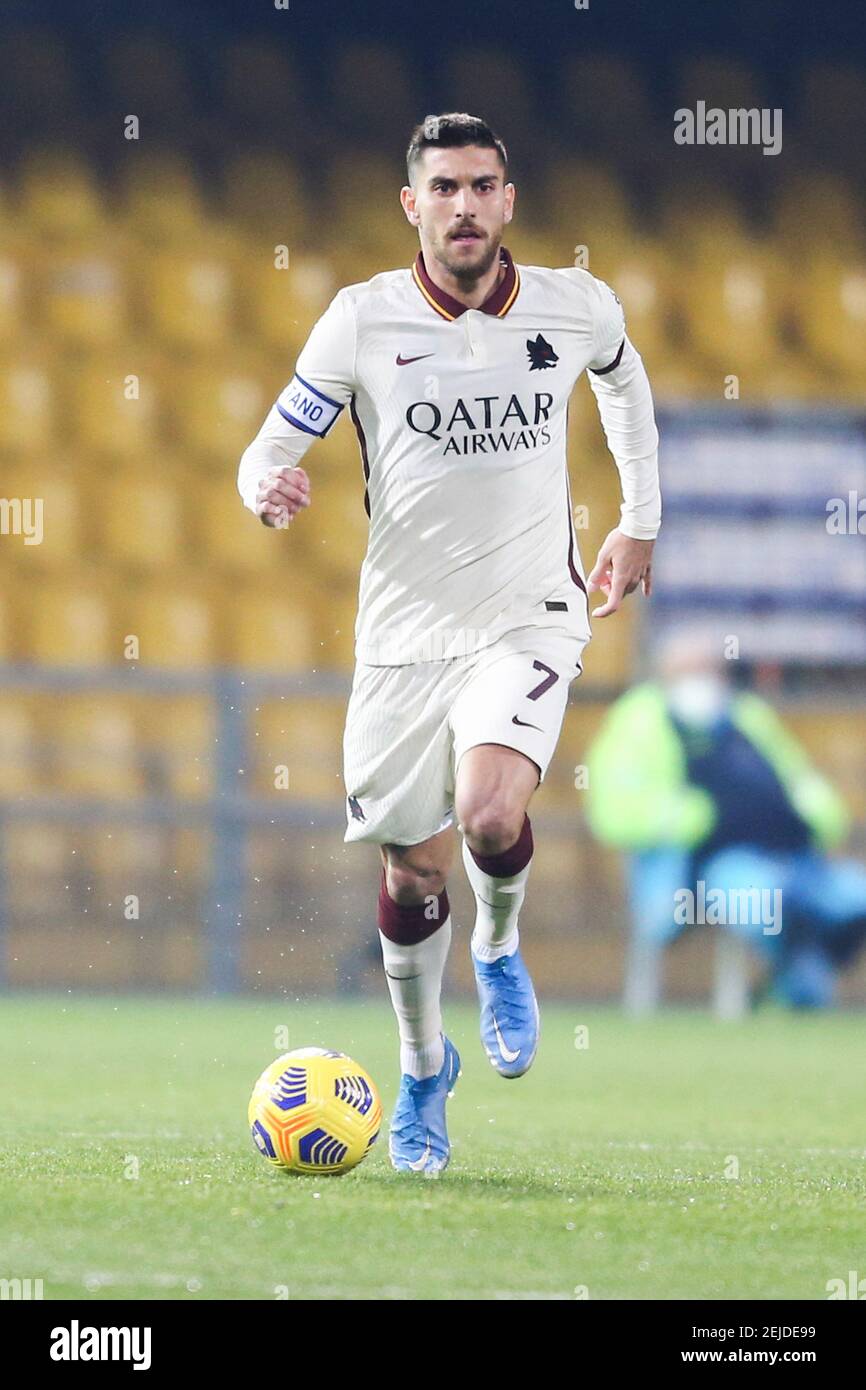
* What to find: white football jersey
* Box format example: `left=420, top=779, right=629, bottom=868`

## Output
left=239, top=247, right=660, bottom=665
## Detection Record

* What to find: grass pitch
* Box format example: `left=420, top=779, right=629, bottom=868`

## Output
left=1, top=994, right=864, bottom=1300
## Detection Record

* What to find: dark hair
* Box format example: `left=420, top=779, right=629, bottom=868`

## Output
left=406, top=113, right=508, bottom=183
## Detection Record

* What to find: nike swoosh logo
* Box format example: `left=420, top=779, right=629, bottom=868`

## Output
left=396, top=352, right=435, bottom=366
left=407, top=1135, right=432, bottom=1171
left=512, top=715, right=542, bottom=731
left=492, top=1013, right=521, bottom=1064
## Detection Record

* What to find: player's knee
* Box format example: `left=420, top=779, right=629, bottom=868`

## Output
left=385, top=859, right=447, bottom=905
left=458, top=802, right=524, bottom=856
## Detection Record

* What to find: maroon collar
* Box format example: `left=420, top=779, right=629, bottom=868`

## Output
left=412, top=246, right=520, bottom=321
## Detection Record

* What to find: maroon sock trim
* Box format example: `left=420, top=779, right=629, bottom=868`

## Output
left=378, top=868, right=450, bottom=945
left=468, top=812, right=534, bottom=877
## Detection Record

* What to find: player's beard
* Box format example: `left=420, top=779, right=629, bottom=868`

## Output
left=435, top=229, right=501, bottom=284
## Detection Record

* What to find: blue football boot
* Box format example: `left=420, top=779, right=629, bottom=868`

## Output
left=388, top=1036, right=461, bottom=1175
left=472, top=945, right=540, bottom=1078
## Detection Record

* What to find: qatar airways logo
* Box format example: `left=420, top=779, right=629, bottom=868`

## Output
left=406, top=392, right=553, bottom=456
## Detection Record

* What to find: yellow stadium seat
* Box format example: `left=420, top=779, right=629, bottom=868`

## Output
left=773, top=172, right=865, bottom=258
left=200, top=484, right=300, bottom=576
left=4, top=823, right=72, bottom=916
left=250, top=697, right=345, bottom=801
left=1, top=463, right=81, bottom=568
left=591, top=240, right=674, bottom=368
left=51, top=695, right=143, bottom=798
left=0, top=243, right=27, bottom=346
left=169, top=357, right=273, bottom=461
left=70, top=350, right=160, bottom=460
left=303, top=475, right=369, bottom=586
left=86, top=824, right=166, bottom=878
left=140, top=246, right=234, bottom=349
left=0, top=695, right=36, bottom=794
left=226, top=586, right=318, bottom=672
left=125, top=582, right=215, bottom=669
left=119, top=152, right=208, bottom=245
left=310, top=583, right=358, bottom=671
left=794, top=257, right=866, bottom=380
left=0, top=352, right=55, bottom=453
left=137, top=696, right=215, bottom=799
left=238, top=247, right=334, bottom=355
left=544, top=160, right=632, bottom=251
left=100, top=470, right=186, bottom=570
left=40, top=246, right=126, bottom=346
left=680, top=239, right=784, bottom=372
left=658, top=182, right=748, bottom=262
left=223, top=153, right=309, bottom=244
left=19, top=152, right=106, bottom=242
left=27, top=577, right=114, bottom=666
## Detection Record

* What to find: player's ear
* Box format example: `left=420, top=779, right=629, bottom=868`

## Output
left=503, top=181, right=516, bottom=225
left=400, top=185, right=420, bottom=226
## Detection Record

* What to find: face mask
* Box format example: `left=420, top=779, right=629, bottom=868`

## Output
left=665, top=674, right=730, bottom=728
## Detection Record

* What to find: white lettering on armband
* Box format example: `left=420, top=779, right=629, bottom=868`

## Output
left=276, top=373, right=343, bottom=437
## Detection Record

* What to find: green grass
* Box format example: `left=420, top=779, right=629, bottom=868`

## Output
left=1, top=994, right=865, bottom=1300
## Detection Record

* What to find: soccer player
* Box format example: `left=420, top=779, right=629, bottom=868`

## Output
left=238, top=113, right=661, bottom=1173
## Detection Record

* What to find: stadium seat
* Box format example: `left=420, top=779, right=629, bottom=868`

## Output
left=139, top=245, right=234, bottom=350
left=0, top=352, right=55, bottom=453
left=237, top=243, right=334, bottom=356
left=679, top=237, right=784, bottom=372
left=544, top=160, right=633, bottom=255
left=593, top=240, right=674, bottom=368
left=27, top=577, right=114, bottom=666
left=200, top=483, right=302, bottom=576
left=118, top=152, right=209, bottom=245
left=250, top=697, right=346, bottom=801
left=100, top=470, right=186, bottom=571
left=0, top=242, right=26, bottom=347
left=40, top=246, right=126, bottom=346
left=4, top=822, right=73, bottom=918
left=791, top=257, right=866, bottom=384
left=773, top=171, right=866, bottom=258
left=125, top=582, right=216, bottom=669
left=303, top=475, right=370, bottom=587
left=309, top=582, right=359, bottom=671
left=0, top=696, right=36, bottom=795
left=51, top=695, right=143, bottom=798
left=225, top=585, right=318, bottom=672
left=70, top=350, right=161, bottom=460
left=223, top=153, right=309, bottom=243
left=19, top=151, right=106, bottom=242
left=137, top=696, right=215, bottom=799
left=1, top=463, right=82, bottom=568
left=169, top=356, right=272, bottom=462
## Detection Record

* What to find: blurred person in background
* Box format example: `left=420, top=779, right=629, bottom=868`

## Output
left=585, top=635, right=866, bottom=1009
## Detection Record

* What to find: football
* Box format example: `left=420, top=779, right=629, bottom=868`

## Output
left=248, top=1047, right=383, bottom=1175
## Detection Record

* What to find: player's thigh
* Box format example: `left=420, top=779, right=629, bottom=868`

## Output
left=450, top=628, right=584, bottom=827
left=453, top=743, right=539, bottom=842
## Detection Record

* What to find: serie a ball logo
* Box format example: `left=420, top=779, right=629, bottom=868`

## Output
left=248, top=1047, right=383, bottom=1175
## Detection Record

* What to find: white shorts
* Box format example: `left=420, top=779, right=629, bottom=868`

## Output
left=343, top=618, right=589, bottom=846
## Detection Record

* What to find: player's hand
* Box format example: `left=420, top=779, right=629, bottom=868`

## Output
left=587, top=528, right=654, bottom=618
left=256, top=466, right=311, bottom=528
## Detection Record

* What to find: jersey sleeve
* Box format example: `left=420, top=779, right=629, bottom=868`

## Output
left=585, top=274, right=626, bottom=373
left=584, top=274, right=661, bottom=541
left=237, top=288, right=357, bottom=513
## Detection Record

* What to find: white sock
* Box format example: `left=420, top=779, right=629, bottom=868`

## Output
left=379, top=916, right=451, bottom=1079
left=462, top=836, right=531, bottom=962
